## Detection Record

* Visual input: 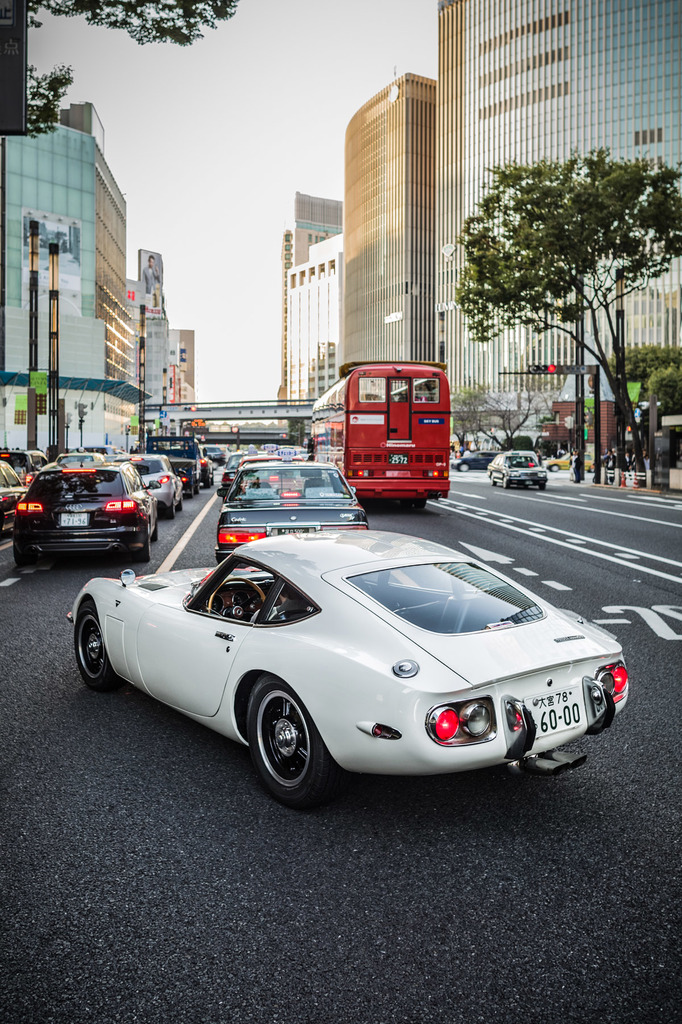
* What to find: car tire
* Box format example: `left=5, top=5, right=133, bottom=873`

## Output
left=538, top=482, right=547, bottom=490
left=549, top=464, right=560, bottom=472
left=132, top=530, right=151, bottom=563
left=503, top=477, right=511, bottom=489
left=74, top=600, right=123, bottom=692
left=186, top=487, right=194, bottom=499
left=491, top=478, right=497, bottom=486
left=13, top=542, right=37, bottom=566
left=246, top=675, right=347, bottom=809
left=165, top=500, right=175, bottom=520
left=412, top=498, right=427, bottom=509
left=176, top=494, right=183, bottom=512
left=458, top=462, right=470, bottom=472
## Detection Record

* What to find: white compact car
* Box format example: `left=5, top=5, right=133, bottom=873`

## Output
left=68, top=531, right=628, bottom=808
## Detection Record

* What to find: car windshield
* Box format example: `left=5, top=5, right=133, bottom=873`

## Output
left=348, top=562, right=544, bottom=634
left=508, top=456, right=537, bottom=468
left=28, top=470, right=124, bottom=500
left=232, top=466, right=352, bottom=501
left=226, top=452, right=245, bottom=470
left=1, top=452, right=28, bottom=469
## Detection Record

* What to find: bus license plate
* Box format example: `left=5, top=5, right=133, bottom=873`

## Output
left=526, top=688, right=583, bottom=737
left=388, top=454, right=409, bottom=465
left=61, top=513, right=88, bottom=527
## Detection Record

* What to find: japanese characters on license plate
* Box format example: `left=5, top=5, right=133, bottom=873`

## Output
left=60, top=513, right=88, bottom=527
left=526, top=687, right=583, bottom=737
left=270, top=525, right=316, bottom=535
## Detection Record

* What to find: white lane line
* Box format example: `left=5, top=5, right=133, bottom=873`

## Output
left=451, top=491, right=682, bottom=530
left=0, top=540, right=12, bottom=552
left=431, top=500, right=682, bottom=585
left=155, top=493, right=219, bottom=575
left=613, top=552, right=640, bottom=560
left=542, top=580, right=572, bottom=591
left=0, top=578, right=19, bottom=587
left=437, top=497, right=682, bottom=571
left=593, top=618, right=632, bottom=624
left=513, top=568, right=539, bottom=576
left=588, top=493, right=682, bottom=509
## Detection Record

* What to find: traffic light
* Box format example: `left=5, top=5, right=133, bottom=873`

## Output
left=528, top=364, right=557, bottom=374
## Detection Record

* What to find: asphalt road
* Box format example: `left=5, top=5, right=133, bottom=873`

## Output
left=1, top=471, right=680, bottom=1024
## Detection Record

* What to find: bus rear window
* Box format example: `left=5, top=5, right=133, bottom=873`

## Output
left=413, top=378, right=440, bottom=403
left=358, top=378, right=386, bottom=403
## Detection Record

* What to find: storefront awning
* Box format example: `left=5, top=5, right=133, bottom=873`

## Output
left=0, top=371, right=151, bottom=405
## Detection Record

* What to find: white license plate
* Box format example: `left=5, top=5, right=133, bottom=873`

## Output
left=526, top=687, right=583, bottom=737
left=269, top=526, right=316, bottom=535
left=60, top=513, right=88, bottom=527
left=386, top=470, right=411, bottom=477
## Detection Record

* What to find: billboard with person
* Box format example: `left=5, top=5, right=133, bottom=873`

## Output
left=138, top=249, right=164, bottom=318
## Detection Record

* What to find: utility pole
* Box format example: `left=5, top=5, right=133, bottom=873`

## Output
left=138, top=304, right=146, bottom=454
left=47, top=243, right=59, bottom=459
left=615, top=269, right=626, bottom=473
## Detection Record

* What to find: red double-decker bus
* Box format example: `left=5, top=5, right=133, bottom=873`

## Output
left=311, top=361, right=450, bottom=506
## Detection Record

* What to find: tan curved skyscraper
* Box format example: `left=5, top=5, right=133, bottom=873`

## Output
left=344, top=73, right=437, bottom=365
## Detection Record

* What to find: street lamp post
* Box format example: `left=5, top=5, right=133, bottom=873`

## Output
left=615, top=269, right=626, bottom=472
left=139, top=304, right=146, bottom=454
left=48, top=243, right=60, bottom=460
left=27, top=219, right=39, bottom=450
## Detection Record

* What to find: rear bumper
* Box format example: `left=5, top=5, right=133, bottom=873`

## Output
left=14, top=524, right=149, bottom=555
left=353, top=483, right=448, bottom=500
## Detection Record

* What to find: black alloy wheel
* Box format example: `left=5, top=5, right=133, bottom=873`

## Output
left=246, top=675, right=347, bottom=809
left=74, top=601, right=123, bottom=692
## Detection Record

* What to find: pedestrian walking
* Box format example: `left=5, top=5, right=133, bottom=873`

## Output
left=570, top=450, right=582, bottom=483
left=604, top=448, right=616, bottom=484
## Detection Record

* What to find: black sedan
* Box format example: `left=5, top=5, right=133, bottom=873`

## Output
left=0, top=460, right=26, bottom=536
left=215, top=460, right=368, bottom=561
left=13, top=462, right=158, bottom=566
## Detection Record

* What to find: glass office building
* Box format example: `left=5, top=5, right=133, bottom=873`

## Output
left=437, top=0, right=682, bottom=389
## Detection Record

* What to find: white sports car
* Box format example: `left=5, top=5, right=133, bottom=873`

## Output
left=69, top=531, right=629, bottom=808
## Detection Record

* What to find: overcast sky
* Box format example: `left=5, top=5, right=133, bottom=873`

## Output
left=30, top=1, right=437, bottom=402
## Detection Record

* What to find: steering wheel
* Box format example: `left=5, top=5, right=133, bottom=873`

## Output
left=208, top=578, right=266, bottom=617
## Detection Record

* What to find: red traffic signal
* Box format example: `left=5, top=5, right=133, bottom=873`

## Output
left=528, top=364, right=557, bottom=374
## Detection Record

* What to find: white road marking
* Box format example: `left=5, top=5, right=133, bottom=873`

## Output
left=601, top=605, right=682, bottom=640
left=0, top=540, right=12, bottom=552
left=542, top=580, right=572, bottom=591
left=448, top=491, right=682, bottom=530
left=513, top=568, right=539, bottom=576
left=0, top=578, right=20, bottom=587
left=613, top=552, right=640, bottom=560
left=593, top=618, right=632, bottom=625
left=459, top=542, right=514, bottom=564
left=435, top=498, right=682, bottom=577
left=155, top=493, right=219, bottom=575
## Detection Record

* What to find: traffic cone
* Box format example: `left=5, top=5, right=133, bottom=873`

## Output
left=619, top=469, right=626, bottom=487
left=633, top=472, right=640, bottom=489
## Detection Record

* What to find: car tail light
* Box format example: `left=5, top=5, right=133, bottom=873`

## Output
left=62, top=468, right=96, bottom=473
left=25, top=473, right=35, bottom=486
left=427, top=698, right=496, bottom=746
left=281, top=491, right=301, bottom=498
left=201, top=459, right=207, bottom=465
left=104, top=499, right=137, bottom=511
left=597, top=662, right=629, bottom=703
left=218, top=529, right=267, bottom=545
left=16, top=502, right=43, bottom=514
left=181, top=476, right=188, bottom=483
left=158, top=475, right=171, bottom=484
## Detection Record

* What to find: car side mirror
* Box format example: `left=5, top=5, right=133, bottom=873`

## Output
left=217, top=486, right=229, bottom=498
left=146, top=479, right=161, bottom=489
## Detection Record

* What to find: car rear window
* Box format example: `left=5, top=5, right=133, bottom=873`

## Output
left=226, top=453, right=245, bottom=470
left=1, top=452, right=28, bottom=470
left=348, top=562, right=544, bottom=634
left=233, top=466, right=352, bottom=500
left=129, top=458, right=166, bottom=475
left=28, top=470, right=125, bottom=500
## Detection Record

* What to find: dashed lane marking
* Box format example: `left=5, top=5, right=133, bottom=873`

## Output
left=542, top=580, right=572, bottom=591
left=513, top=567, right=539, bottom=576
left=593, top=618, right=632, bottom=625
left=0, top=578, right=20, bottom=587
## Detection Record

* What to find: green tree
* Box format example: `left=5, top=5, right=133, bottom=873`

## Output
left=613, top=343, right=682, bottom=395
left=27, top=1, right=240, bottom=135
left=456, top=149, right=682, bottom=473
left=648, top=366, right=682, bottom=417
